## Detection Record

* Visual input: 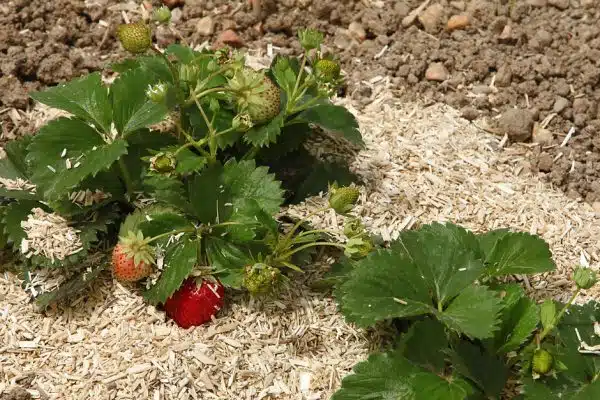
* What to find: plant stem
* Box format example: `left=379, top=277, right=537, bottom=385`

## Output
left=276, top=207, right=330, bottom=253
left=290, top=54, right=308, bottom=105
left=193, top=97, right=218, bottom=162
left=539, top=289, right=581, bottom=342
left=297, top=228, right=338, bottom=238
left=186, top=87, right=239, bottom=106
left=143, top=227, right=196, bottom=245
left=277, top=242, right=346, bottom=261
left=118, top=159, right=134, bottom=200
left=174, top=119, right=211, bottom=157
left=173, top=141, right=195, bottom=155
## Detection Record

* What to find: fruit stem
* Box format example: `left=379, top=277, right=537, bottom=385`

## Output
left=118, top=158, right=134, bottom=200
left=173, top=141, right=195, bottom=155
left=538, top=288, right=580, bottom=342
left=291, top=54, right=308, bottom=105
left=192, top=97, right=218, bottom=163
left=289, top=96, right=323, bottom=115
left=174, top=119, right=211, bottom=157
left=276, top=206, right=330, bottom=254
left=186, top=87, right=239, bottom=106
left=143, top=227, right=196, bottom=245
left=276, top=242, right=346, bottom=262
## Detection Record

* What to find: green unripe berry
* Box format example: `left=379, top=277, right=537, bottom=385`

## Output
left=153, top=6, right=172, bottom=24
left=532, top=349, right=553, bottom=375
left=116, top=21, right=152, bottom=54
left=572, top=266, right=598, bottom=290
left=329, top=186, right=360, bottom=214
left=150, top=152, right=177, bottom=174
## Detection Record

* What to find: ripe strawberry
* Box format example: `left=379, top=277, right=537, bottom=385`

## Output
left=111, top=231, right=154, bottom=282
left=116, top=21, right=152, bottom=54
left=164, top=277, right=225, bottom=328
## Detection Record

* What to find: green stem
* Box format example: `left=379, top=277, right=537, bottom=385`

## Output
left=143, top=227, right=196, bottom=245
left=152, top=46, right=180, bottom=90
left=291, top=54, right=307, bottom=104
left=118, top=159, right=134, bottom=200
left=277, top=242, right=346, bottom=261
left=297, top=228, right=338, bottom=238
left=539, top=289, right=581, bottom=342
left=289, top=96, right=323, bottom=115
left=276, top=206, right=330, bottom=253
left=193, top=97, right=218, bottom=162
left=186, top=87, right=239, bottom=106
left=174, top=119, right=211, bottom=157
left=173, top=141, right=194, bottom=155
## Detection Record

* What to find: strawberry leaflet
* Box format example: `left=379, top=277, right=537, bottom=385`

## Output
left=30, top=73, right=112, bottom=134
left=144, top=234, right=198, bottom=305
left=26, top=118, right=127, bottom=200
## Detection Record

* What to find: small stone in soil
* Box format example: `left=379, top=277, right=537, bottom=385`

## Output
left=538, top=152, right=553, bottom=172
left=196, top=16, right=215, bottom=36
left=532, top=125, right=553, bottom=146
left=418, top=4, right=444, bottom=33
left=348, top=22, right=366, bottom=42
left=461, top=107, right=479, bottom=121
left=214, top=29, right=244, bottom=48
left=548, top=0, right=570, bottom=10
left=527, top=0, right=548, bottom=6
left=498, top=108, right=534, bottom=142
left=553, top=96, right=569, bottom=113
left=495, top=63, right=512, bottom=87
left=425, top=62, right=449, bottom=81
left=447, top=15, right=469, bottom=31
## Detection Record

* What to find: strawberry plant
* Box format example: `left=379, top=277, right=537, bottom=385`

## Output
left=331, top=222, right=600, bottom=399
left=0, top=20, right=365, bottom=327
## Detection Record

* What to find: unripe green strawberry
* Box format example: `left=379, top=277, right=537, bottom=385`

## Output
left=343, top=218, right=365, bottom=238
left=228, top=68, right=281, bottom=125
left=315, top=59, right=341, bottom=81
left=153, top=6, right=172, bottom=24
left=244, top=263, right=282, bottom=296
left=150, top=152, right=177, bottom=174
left=146, top=83, right=168, bottom=103
left=117, top=21, right=152, bottom=54
left=572, top=266, right=598, bottom=290
left=344, top=236, right=374, bottom=260
left=329, top=186, right=360, bottom=214
left=532, top=349, right=553, bottom=375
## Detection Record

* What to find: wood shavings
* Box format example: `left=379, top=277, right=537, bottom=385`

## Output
left=19, top=208, right=83, bottom=262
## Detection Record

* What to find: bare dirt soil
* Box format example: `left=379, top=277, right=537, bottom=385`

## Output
left=1, top=0, right=599, bottom=199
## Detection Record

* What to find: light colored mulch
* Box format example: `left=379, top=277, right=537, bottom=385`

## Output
left=2, top=79, right=600, bottom=399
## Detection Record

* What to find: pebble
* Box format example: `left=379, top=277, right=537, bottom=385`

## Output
left=498, top=108, right=534, bottom=142
left=582, top=0, right=595, bottom=8
left=162, top=0, right=184, bottom=8
left=592, top=201, right=600, bottom=213
left=498, top=25, right=517, bottom=45
left=425, top=62, right=449, bottom=81
left=535, top=30, right=552, bottom=47
left=537, top=152, right=553, bottom=172
left=526, top=0, right=548, bottom=6
left=460, top=107, right=479, bottom=121
left=532, top=125, right=553, bottom=146
left=170, top=7, right=182, bottom=23
left=196, top=16, right=215, bottom=36
left=553, top=96, right=569, bottom=113
left=418, top=4, right=444, bottom=33
left=495, top=63, right=512, bottom=87
left=348, top=22, right=366, bottom=42
left=447, top=14, right=469, bottom=31
left=214, top=29, right=244, bottom=48
left=548, top=0, right=570, bottom=9
left=450, top=1, right=466, bottom=10
left=471, top=85, right=491, bottom=95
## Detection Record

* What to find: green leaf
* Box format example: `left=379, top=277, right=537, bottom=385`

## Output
left=119, top=205, right=178, bottom=237
left=270, top=55, right=297, bottom=95
left=223, top=198, right=278, bottom=242
left=477, top=229, right=510, bottom=259
left=256, top=122, right=312, bottom=161
left=165, top=44, right=197, bottom=63
left=144, top=235, right=198, bottom=305
left=495, top=296, right=539, bottom=354
left=187, top=164, right=232, bottom=224
left=244, top=111, right=285, bottom=147
left=451, top=340, right=508, bottom=398
left=111, top=67, right=169, bottom=134
left=138, top=212, right=193, bottom=241
left=396, top=222, right=484, bottom=307
left=222, top=159, right=284, bottom=215
left=2, top=200, right=40, bottom=247
left=122, top=129, right=178, bottom=188
left=185, top=106, right=242, bottom=149
left=521, top=378, right=600, bottom=400
left=297, top=103, right=364, bottom=147
left=30, top=73, right=112, bottom=133
left=143, top=175, right=194, bottom=215
left=331, top=349, right=474, bottom=400
left=336, top=247, right=435, bottom=328
left=540, top=299, right=556, bottom=332
left=482, top=231, right=555, bottom=277
left=139, top=56, right=175, bottom=84
left=34, top=263, right=107, bottom=309
left=27, top=118, right=127, bottom=199
left=205, top=237, right=251, bottom=288
left=290, top=158, right=360, bottom=204
left=174, top=148, right=207, bottom=175
left=438, top=285, right=502, bottom=339
left=1, top=135, right=32, bottom=179
left=398, top=319, right=448, bottom=374
left=311, top=257, right=355, bottom=290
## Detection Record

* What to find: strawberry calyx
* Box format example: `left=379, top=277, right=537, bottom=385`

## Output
left=117, top=230, right=155, bottom=267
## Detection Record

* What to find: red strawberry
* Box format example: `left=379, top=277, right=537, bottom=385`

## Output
left=164, top=278, right=225, bottom=328
left=111, top=231, right=154, bottom=282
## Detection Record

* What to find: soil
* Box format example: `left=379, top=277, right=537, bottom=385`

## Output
left=1, top=0, right=600, bottom=202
